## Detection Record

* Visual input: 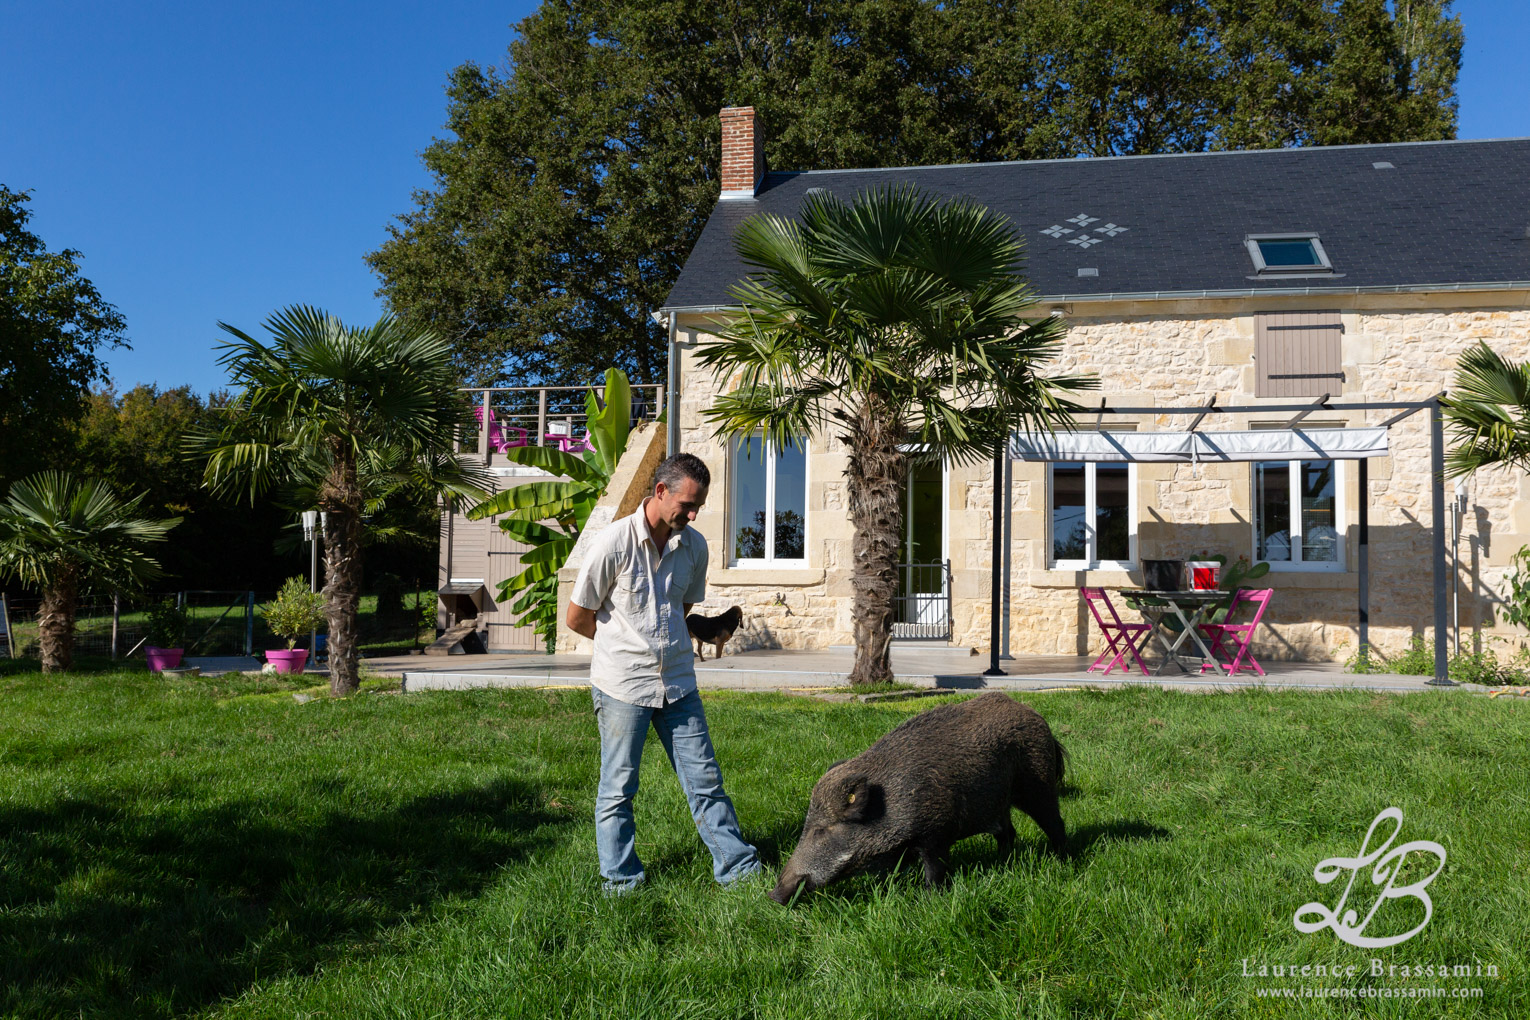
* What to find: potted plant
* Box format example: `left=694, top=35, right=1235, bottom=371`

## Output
left=144, top=597, right=191, bottom=672
left=260, top=576, right=326, bottom=674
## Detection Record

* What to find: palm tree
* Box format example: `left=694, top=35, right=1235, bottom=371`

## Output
left=194, top=306, right=485, bottom=696
left=1442, top=341, right=1530, bottom=477
left=0, top=472, right=178, bottom=671
left=696, top=184, right=1094, bottom=685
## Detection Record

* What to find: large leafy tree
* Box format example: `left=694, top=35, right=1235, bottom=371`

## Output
left=0, top=472, right=178, bottom=672
left=68, top=384, right=299, bottom=591
left=1, top=186, right=128, bottom=490
left=697, top=185, right=1094, bottom=685
left=368, top=0, right=1461, bottom=388
left=193, top=307, right=487, bottom=696
left=1442, top=342, right=1530, bottom=478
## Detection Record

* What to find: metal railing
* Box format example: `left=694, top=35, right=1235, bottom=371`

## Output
left=457, top=384, right=665, bottom=459
left=892, top=560, right=952, bottom=641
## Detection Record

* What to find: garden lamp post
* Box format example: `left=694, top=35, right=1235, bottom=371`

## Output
left=301, top=510, right=323, bottom=657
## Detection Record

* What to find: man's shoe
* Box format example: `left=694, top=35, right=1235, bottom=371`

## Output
left=602, top=878, right=645, bottom=898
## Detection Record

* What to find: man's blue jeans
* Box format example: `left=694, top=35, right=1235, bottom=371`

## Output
left=592, top=686, right=761, bottom=890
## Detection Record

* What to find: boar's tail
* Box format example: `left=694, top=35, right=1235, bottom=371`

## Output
left=1051, top=737, right=1067, bottom=787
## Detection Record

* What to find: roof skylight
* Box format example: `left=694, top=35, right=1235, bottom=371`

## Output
left=1245, top=234, right=1333, bottom=276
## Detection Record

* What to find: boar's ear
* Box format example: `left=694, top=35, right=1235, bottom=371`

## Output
left=836, top=773, right=882, bottom=822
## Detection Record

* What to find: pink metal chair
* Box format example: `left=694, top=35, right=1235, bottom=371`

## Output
left=472, top=407, right=527, bottom=452
left=545, top=428, right=592, bottom=453
left=1081, top=587, right=1151, bottom=675
left=1197, top=588, right=1273, bottom=676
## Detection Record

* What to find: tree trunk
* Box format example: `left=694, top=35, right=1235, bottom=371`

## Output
left=38, top=567, right=79, bottom=673
left=845, top=404, right=906, bottom=686
left=321, top=445, right=364, bottom=696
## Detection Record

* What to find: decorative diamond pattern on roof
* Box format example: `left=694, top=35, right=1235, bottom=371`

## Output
left=1041, top=212, right=1127, bottom=250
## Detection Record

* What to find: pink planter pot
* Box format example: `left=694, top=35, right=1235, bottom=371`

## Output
left=265, top=648, right=309, bottom=674
left=145, top=646, right=184, bottom=671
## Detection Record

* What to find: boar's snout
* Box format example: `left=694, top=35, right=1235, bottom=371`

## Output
left=769, top=771, right=882, bottom=905
left=768, top=872, right=807, bottom=906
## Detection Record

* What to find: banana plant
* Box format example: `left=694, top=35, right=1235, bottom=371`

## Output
left=467, top=369, right=632, bottom=649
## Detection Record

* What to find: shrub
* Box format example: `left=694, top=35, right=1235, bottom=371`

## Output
left=260, top=577, right=326, bottom=649
left=145, top=597, right=190, bottom=648
left=1343, top=634, right=1530, bottom=685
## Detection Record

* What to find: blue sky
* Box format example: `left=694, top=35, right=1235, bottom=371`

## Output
left=3, top=1, right=1526, bottom=396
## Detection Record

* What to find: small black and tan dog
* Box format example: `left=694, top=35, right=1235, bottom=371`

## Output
left=686, top=605, right=744, bottom=661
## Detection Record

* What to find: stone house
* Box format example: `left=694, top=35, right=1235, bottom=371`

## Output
left=610, top=108, right=1530, bottom=663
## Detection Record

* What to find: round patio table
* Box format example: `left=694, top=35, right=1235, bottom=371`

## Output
left=1118, top=589, right=1230, bottom=676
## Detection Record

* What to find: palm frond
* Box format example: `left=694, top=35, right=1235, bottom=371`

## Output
left=1442, top=342, right=1530, bottom=477
left=0, top=472, right=178, bottom=592
left=701, top=184, right=1095, bottom=466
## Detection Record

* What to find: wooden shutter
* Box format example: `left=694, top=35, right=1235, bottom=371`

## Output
left=485, top=517, right=540, bottom=651
left=1255, top=311, right=1344, bottom=398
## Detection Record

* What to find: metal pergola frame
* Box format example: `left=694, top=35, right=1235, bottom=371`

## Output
left=983, top=395, right=1453, bottom=685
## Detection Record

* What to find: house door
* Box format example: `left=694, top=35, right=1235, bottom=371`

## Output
left=894, top=458, right=949, bottom=639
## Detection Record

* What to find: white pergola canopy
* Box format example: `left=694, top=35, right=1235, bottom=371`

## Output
left=1009, top=426, right=1389, bottom=463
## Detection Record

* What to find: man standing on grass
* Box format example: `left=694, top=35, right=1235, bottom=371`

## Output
left=566, top=453, right=762, bottom=893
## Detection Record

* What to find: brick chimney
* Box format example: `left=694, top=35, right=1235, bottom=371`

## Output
left=719, top=106, right=763, bottom=199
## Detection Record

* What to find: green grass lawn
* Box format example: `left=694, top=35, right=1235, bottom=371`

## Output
left=1, top=666, right=1526, bottom=1019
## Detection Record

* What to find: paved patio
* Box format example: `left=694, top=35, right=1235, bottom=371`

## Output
left=347, top=645, right=1453, bottom=695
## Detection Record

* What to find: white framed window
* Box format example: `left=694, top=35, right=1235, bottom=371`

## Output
left=1048, top=460, right=1137, bottom=569
left=730, top=434, right=808, bottom=565
left=1253, top=459, right=1344, bottom=571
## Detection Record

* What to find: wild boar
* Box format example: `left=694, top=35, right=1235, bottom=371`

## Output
left=769, top=691, right=1066, bottom=904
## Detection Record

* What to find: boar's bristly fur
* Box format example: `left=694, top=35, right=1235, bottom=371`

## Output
left=770, top=692, right=1066, bottom=905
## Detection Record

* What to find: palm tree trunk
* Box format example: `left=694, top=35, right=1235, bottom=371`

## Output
left=845, top=406, right=906, bottom=686
left=321, top=446, right=364, bottom=696
left=38, top=567, right=79, bottom=673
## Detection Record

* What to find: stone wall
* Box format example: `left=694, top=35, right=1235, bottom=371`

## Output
left=673, top=294, right=1530, bottom=661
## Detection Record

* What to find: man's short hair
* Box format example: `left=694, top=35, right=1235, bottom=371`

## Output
left=655, top=453, right=710, bottom=491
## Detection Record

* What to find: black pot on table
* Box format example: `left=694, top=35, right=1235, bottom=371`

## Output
left=1141, top=559, right=1184, bottom=592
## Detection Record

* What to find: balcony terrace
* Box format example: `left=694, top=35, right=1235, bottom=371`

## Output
left=456, top=383, right=665, bottom=462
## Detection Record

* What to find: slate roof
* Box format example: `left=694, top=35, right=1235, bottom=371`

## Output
left=661, top=137, right=1530, bottom=310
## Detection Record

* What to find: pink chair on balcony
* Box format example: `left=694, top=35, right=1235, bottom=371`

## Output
left=1197, top=588, right=1273, bottom=676
left=472, top=406, right=527, bottom=452
left=1081, top=587, right=1150, bottom=675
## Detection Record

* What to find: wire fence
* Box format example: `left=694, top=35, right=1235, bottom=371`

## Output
left=2, top=586, right=436, bottom=661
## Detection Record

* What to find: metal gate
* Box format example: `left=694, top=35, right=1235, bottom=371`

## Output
left=178, top=591, right=257, bottom=655
left=892, top=561, right=952, bottom=640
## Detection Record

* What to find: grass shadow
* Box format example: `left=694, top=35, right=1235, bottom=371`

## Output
left=0, top=777, right=570, bottom=1019
left=0, top=654, right=152, bottom=677
left=746, top=815, right=807, bottom=868
left=1064, top=818, right=1172, bottom=860
left=640, top=813, right=798, bottom=879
